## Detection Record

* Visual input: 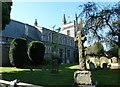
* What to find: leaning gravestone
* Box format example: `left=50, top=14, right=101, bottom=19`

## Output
left=89, top=62, right=95, bottom=70
left=74, top=18, right=96, bottom=87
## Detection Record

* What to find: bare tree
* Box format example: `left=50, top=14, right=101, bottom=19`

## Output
left=79, top=2, right=120, bottom=49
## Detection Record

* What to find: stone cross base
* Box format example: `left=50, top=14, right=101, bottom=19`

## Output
left=74, top=70, right=96, bottom=87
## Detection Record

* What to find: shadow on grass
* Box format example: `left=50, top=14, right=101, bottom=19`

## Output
left=1, top=65, right=75, bottom=87
left=2, top=64, right=119, bottom=87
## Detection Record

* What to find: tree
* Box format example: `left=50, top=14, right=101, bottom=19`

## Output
left=79, top=2, right=120, bottom=50
left=1, top=1, right=12, bottom=30
left=106, top=47, right=118, bottom=57
left=27, top=41, right=45, bottom=66
left=9, top=38, right=28, bottom=68
left=86, top=42, right=104, bottom=56
left=106, top=40, right=119, bottom=57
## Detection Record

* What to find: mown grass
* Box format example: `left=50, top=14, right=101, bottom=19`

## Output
left=92, top=69, right=120, bottom=86
left=1, top=64, right=75, bottom=87
left=1, top=64, right=120, bottom=87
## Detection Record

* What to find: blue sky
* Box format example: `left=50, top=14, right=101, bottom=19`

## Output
left=10, top=1, right=118, bottom=49
left=10, top=1, right=117, bottom=30
left=11, top=2, right=84, bottom=29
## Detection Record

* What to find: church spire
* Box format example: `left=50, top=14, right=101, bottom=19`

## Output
left=34, top=19, right=38, bottom=26
left=74, top=13, right=78, bottom=34
left=75, top=13, right=78, bottom=26
left=75, top=13, right=77, bottom=22
left=62, top=14, right=67, bottom=25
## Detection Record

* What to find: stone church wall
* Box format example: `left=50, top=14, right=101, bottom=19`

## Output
left=0, top=44, right=11, bottom=66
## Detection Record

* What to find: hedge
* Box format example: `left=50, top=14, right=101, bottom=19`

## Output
left=27, top=41, right=45, bottom=66
left=118, top=48, right=120, bottom=58
left=9, top=38, right=28, bottom=68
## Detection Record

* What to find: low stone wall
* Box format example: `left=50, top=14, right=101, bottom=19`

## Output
left=111, top=57, right=118, bottom=63
left=86, top=56, right=120, bottom=69
left=111, top=63, right=120, bottom=69
left=99, top=56, right=109, bottom=68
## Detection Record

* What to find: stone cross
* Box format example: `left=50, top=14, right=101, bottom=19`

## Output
left=75, top=18, right=86, bottom=70
left=74, top=18, right=95, bottom=86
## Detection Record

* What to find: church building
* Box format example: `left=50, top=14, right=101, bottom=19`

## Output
left=0, top=13, right=82, bottom=66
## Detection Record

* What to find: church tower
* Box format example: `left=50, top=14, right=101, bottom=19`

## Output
left=61, top=13, right=78, bottom=38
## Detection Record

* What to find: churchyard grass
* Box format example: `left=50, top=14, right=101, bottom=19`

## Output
left=1, top=64, right=120, bottom=86
left=0, top=64, right=75, bottom=87
left=92, top=69, right=119, bottom=86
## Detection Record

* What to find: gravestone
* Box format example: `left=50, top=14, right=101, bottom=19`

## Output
left=89, top=62, right=95, bottom=70
left=111, top=57, right=118, bottom=63
left=74, top=71, right=92, bottom=85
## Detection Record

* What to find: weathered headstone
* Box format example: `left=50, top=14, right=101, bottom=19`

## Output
left=89, top=62, right=95, bottom=70
left=111, top=57, right=118, bottom=63
left=74, top=70, right=96, bottom=87
left=74, top=71, right=92, bottom=85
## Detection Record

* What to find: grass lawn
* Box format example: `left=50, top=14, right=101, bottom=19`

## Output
left=0, top=64, right=120, bottom=87
left=0, top=64, right=75, bottom=87
left=92, top=69, right=120, bottom=86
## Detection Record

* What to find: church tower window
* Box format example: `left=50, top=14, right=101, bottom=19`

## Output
left=67, top=30, right=70, bottom=36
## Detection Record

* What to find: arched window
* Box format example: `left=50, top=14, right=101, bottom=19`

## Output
left=67, top=30, right=70, bottom=36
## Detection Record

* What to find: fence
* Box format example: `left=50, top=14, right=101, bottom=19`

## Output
left=0, top=79, right=43, bottom=87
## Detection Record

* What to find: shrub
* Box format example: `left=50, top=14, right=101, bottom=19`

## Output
left=106, top=47, right=118, bottom=57
left=51, top=52, right=62, bottom=64
left=27, top=41, right=45, bottom=66
left=9, top=38, right=28, bottom=68
left=42, top=59, right=51, bottom=65
left=86, top=42, right=104, bottom=56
